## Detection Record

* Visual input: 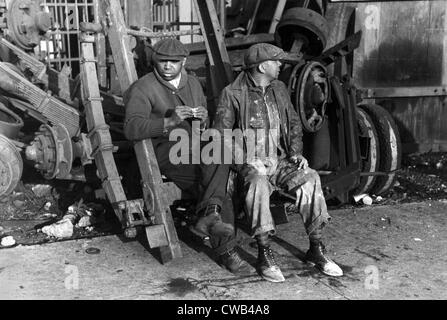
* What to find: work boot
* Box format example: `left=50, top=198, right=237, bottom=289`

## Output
left=305, top=242, right=343, bottom=277
left=257, top=245, right=285, bottom=283
left=219, top=248, right=252, bottom=274
left=195, top=204, right=234, bottom=238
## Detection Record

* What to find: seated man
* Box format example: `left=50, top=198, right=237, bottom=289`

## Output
left=123, top=38, right=248, bottom=273
left=213, top=43, right=343, bottom=282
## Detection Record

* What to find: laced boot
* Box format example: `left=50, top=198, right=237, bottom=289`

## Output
left=195, top=204, right=234, bottom=238
left=219, top=248, right=252, bottom=274
left=305, top=241, right=343, bottom=277
left=257, top=244, right=285, bottom=282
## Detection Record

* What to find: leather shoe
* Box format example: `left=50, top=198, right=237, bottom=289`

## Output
left=305, top=242, right=343, bottom=277
left=220, top=248, right=252, bottom=274
left=257, top=245, right=285, bottom=282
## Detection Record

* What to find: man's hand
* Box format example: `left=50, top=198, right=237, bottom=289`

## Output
left=165, top=105, right=193, bottom=128
left=290, top=154, right=308, bottom=170
left=191, top=106, right=208, bottom=124
left=247, top=158, right=267, bottom=175
left=174, top=105, right=195, bottom=122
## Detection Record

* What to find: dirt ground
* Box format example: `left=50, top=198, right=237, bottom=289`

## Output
left=1, top=152, right=447, bottom=300
left=1, top=200, right=446, bottom=300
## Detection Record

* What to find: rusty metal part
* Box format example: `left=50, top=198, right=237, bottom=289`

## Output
left=0, top=134, right=23, bottom=197
left=315, top=31, right=362, bottom=67
left=25, top=124, right=73, bottom=179
left=275, top=7, right=329, bottom=57
left=0, top=100, right=23, bottom=139
left=5, top=0, right=52, bottom=50
left=288, top=61, right=329, bottom=132
left=0, top=38, right=80, bottom=105
left=0, top=62, right=80, bottom=137
left=319, top=76, right=361, bottom=203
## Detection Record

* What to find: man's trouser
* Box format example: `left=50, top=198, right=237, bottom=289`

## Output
left=156, top=140, right=236, bottom=255
left=240, top=158, right=331, bottom=237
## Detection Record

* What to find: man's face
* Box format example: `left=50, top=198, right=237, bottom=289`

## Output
left=261, top=60, right=282, bottom=80
left=154, top=58, right=185, bottom=81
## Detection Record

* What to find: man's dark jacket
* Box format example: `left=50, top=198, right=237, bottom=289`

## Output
left=213, top=71, right=303, bottom=160
left=123, top=69, right=206, bottom=146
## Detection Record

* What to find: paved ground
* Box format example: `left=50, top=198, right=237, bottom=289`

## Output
left=1, top=200, right=447, bottom=300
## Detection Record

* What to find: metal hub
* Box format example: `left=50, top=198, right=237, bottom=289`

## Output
left=288, top=61, right=329, bottom=132
left=25, top=124, right=73, bottom=179
left=5, top=0, right=52, bottom=50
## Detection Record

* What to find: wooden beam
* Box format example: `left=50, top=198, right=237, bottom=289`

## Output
left=360, top=86, right=447, bottom=98
left=99, top=0, right=182, bottom=262
left=185, top=33, right=275, bottom=54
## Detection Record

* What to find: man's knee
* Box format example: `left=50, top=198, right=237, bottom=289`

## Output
left=302, top=168, right=321, bottom=184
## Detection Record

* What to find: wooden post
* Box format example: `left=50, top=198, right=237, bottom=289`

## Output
left=192, top=0, right=233, bottom=122
left=98, top=0, right=182, bottom=262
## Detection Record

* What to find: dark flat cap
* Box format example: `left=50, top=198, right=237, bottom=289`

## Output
left=152, top=38, right=189, bottom=61
left=244, top=43, right=296, bottom=68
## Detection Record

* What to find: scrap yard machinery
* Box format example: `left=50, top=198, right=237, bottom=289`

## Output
left=0, top=0, right=401, bottom=262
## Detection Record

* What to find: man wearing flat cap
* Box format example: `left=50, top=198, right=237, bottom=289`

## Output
left=213, top=43, right=343, bottom=282
left=123, top=38, right=249, bottom=273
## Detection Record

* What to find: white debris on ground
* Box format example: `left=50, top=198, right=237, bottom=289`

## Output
left=40, top=199, right=105, bottom=238
left=353, top=193, right=373, bottom=205
left=31, top=184, right=53, bottom=198
left=1, top=235, right=16, bottom=247
left=41, top=219, right=74, bottom=238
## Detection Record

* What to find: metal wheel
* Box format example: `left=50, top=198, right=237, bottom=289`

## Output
left=289, top=61, right=330, bottom=132
left=0, top=134, right=23, bottom=197
left=354, top=108, right=380, bottom=195
left=358, top=104, right=402, bottom=195
left=275, top=7, right=329, bottom=57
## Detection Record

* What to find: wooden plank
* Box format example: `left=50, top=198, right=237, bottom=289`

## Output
left=380, top=96, right=446, bottom=153
left=443, top=0, right=447, bottom=85
left=79, top=38, right=127, bottom=225
left=135, top=140, right=182, bottom=261
left=192, top=0, right=234, bottom=121
left=99, top=0, right=138, bottom=92
left=360, top=86, right=447, bottom=98
left=354, top=1, right=444, bottom=87
left=353, top=1, right=382, bottom=87
left=100, top=0, right=182, bottom=262
left=184, top=33, right=274, bottom=54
